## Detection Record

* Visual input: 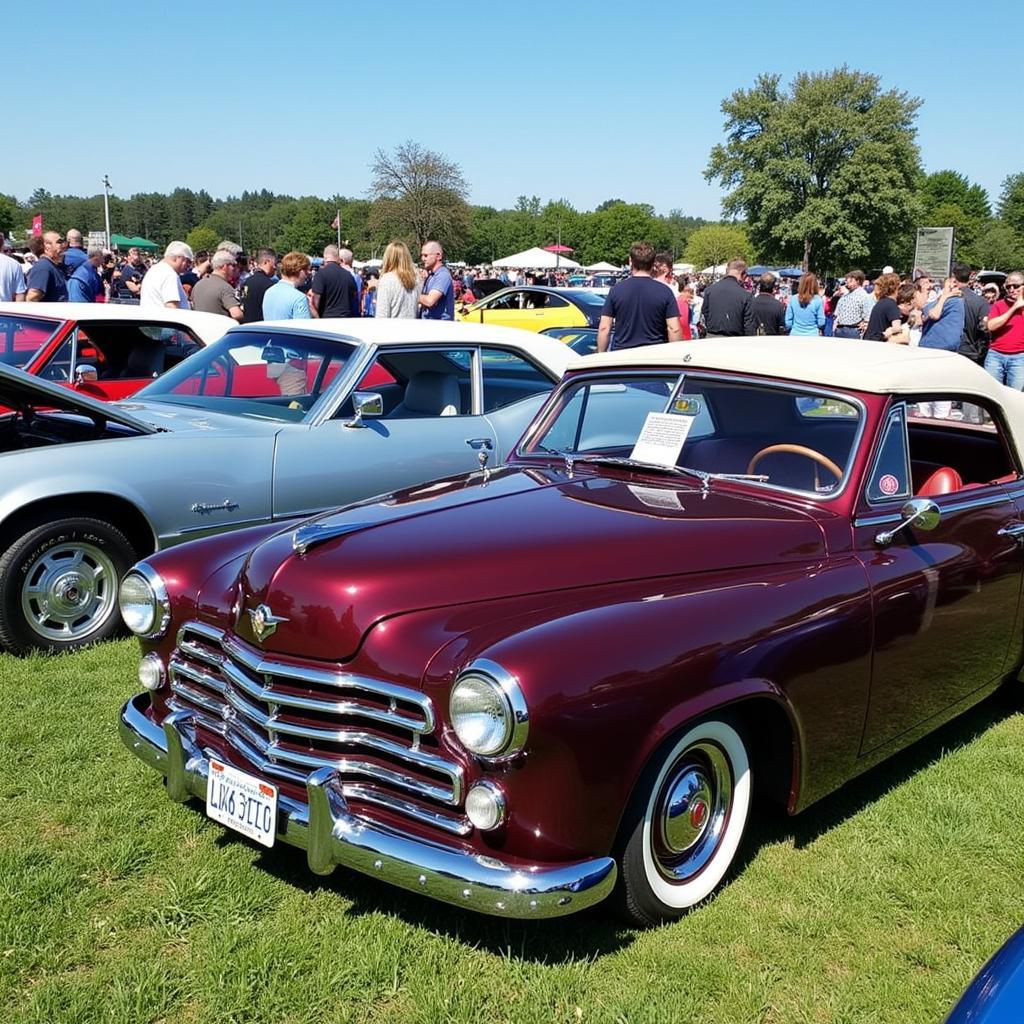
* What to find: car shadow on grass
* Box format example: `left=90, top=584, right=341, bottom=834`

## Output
left=737, top=687, right=1022, bottom=869
left=209, top=689, right=1020, bottom=961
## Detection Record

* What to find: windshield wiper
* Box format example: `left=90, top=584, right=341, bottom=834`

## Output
left=571, top=454, right=695, bottom=479
left=693, top=471, right=769, bottom=483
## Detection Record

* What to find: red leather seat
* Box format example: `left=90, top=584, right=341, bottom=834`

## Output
left=917, top=466, right=962, bottom=496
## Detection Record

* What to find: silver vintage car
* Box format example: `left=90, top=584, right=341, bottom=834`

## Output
left=0, top=319, right=570, bottom=654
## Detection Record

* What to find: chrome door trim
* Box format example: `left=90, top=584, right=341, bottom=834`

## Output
left=854, top=487, right=1011, bottom=529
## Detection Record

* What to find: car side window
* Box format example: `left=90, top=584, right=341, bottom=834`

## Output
left=485, top=292, right=519, bottom=311
left=904, top=397, right=1018, bottom=492
left=479, top=347, right=552, bottom=412
left=866, top=404, right=912, bottom=504
left=346, top=348, right=471, bottom=419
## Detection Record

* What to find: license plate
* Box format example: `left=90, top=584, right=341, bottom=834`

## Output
left=206, top=758, right=278, bottom=848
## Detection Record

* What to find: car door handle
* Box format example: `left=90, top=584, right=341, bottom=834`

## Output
left=997, top=522, right=1024, bottom=541
left=465, top=438, right=493, bottom=451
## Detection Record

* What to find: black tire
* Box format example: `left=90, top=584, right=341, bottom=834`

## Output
left=615, top=718, right=752, bottom=927
left=0, top=514, right=136, bottom=654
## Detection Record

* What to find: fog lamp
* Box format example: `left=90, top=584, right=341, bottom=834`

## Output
left=465, top=781, right=507, bottom=831
left=138, top=652, right=166, bottom=692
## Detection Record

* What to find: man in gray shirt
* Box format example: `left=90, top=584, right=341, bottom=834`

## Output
left=191, top=251, right=243, bottom=320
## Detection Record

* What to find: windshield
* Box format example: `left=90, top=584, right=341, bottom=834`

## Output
left=135, top=327, right=358, bottom=422
left=0, top=314, right=63, bottom=369
left=523, top=371, right=862, bottom=497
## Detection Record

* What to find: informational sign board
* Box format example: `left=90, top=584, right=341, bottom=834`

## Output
left=88, top=231, right=107, bottom=251
left=914, top=227, right=954, bottom=281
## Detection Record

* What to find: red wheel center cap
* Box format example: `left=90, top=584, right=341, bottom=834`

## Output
left=689, top=798, right=708, bottom=829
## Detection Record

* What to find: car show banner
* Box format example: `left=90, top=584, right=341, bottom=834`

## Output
left=914, top=227, right=954, bottom=280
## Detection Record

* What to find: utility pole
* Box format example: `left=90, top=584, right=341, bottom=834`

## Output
left=102, top=175, right=112, bottom=249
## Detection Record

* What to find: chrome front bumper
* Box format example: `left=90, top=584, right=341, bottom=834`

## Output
left=119, top=693, right=616, bottom=919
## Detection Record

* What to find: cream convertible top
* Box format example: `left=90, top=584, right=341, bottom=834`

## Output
left=572, top=338, right=1024, bottom=454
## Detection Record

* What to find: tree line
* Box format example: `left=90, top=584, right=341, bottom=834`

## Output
left=3, top=67, right=1024, bottom=273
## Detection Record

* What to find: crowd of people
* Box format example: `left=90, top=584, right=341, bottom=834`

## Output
left=0, top=232, right=459, bottom=324
left=595, top=247, right=1024, bottom=397
left=3, top=227, right=1023, bottom=395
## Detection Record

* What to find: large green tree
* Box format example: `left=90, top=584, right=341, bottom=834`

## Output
left=0, top=194, right=20, bottom=236
left=705, top=67, right=922, bottom=272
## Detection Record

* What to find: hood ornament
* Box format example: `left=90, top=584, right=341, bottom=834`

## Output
left=249, top=603, right=288, bottom=642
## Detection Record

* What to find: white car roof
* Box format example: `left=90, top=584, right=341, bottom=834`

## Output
left=240, top=318, right=573, bottom=375
left=571, top=337, right=1024, bottom=456
left=0, top=301, right=230, bottom=346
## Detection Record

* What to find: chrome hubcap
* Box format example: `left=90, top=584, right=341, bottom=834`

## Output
left=652, top=741, right=732, bottom=883
left=20, top=542, right=118, bottom=642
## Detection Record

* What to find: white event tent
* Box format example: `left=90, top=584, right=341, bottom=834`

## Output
left=584, top=261, right=620, bottom=272
left=491, top=246, right=581, bottom=270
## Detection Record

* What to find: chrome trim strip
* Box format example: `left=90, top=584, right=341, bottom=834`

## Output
left=855, top=489, right=1012, bottom=529
left=342, top=784, right=472, bottom=837
left=169, top=698, right=460, bottom=806
left=120, top=693, right=616, bottom=920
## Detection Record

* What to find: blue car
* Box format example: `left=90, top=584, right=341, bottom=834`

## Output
left=945, top=924, right=1024, bottom=1022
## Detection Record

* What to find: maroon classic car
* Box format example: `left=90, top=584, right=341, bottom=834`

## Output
left=119, top=339, right=1024, bottom=925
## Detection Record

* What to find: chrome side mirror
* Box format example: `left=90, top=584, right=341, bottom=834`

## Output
left=344, top=391, right=383, bottom=428
left=74, top=363, right=98, bottom=384
left=875, top=497, right=941, bottom=546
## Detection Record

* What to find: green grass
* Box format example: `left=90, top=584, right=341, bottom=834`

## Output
left=2, top=640, right=1023, bottom=1023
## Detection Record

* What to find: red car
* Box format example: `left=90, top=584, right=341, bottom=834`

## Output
left=0, top=302, right=228, bottom=400
left=118, top=338, right=1024, bottom=924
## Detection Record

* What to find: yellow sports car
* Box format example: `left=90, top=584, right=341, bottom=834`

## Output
left=456, top=287, right=604, bottom=333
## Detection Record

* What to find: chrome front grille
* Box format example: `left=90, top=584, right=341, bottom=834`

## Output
left=167, top=620, right=468, bottom=835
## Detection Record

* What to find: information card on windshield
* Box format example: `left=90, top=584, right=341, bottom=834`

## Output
left=630, top=412, right=696, bottom=468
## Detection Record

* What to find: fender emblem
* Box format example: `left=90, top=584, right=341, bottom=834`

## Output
left=249, top=604, right=288, bottom=642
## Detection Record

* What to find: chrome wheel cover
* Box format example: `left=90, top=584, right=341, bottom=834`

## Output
left=651, top=741, right=732, bottom=883
left=20, top=541, right=118, bottom=642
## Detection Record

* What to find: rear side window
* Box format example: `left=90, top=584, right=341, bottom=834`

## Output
left=480, top=348, right=552, bottom=412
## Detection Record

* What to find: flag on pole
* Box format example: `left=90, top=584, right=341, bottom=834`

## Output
left=31, top=214, right=42, bottom=236
left=331, top=213, right=340, bottom=230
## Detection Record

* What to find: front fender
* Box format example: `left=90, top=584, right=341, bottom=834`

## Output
left=415, top=558, right=872, bottom=862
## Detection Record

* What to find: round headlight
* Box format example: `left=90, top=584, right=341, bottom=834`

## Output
left=449, top=660, right=528, bottom=758
left=118, top=564, right=170, bottom=638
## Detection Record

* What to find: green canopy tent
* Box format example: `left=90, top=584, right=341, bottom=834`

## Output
left=110, top=234, right=159, bottom=252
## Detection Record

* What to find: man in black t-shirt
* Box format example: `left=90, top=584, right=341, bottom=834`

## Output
left=597, top=241, right=681, bottom=351
left=241, top=249, right=279, bottom=323
left=310, top=245, right=358, bottom=317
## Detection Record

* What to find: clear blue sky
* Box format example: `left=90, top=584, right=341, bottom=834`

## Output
left=8, top=1, right=1019, bottom=220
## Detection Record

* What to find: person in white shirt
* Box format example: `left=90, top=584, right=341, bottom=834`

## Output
left=140, top=241, right=193, bottom=309
left=0, top=234, right=26, bottom=301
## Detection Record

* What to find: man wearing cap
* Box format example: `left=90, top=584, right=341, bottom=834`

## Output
left=191, top=251, right=244, bottom=320
left=67, top=247, right=105, bottom=303
left=141, top=241, right=193, bottom=309
left=63, top=229, right=88, bottom=274
left=0, top=233, right=26, bottom=301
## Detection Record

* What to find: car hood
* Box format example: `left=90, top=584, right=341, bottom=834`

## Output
left=230, top=465, right=827, bottom=662
left=113, top=398, right=286, bottom=436
left=0, top=362, right=158, bottom=434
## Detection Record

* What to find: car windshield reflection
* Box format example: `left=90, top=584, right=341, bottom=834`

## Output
left=134, top=328, right=358, bottom=422
left=524, top=372, right=862, bottom=497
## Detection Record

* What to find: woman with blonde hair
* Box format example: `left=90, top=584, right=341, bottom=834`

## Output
left=375, top=240, right=421, bottom=318
left=785, top=272, right=826, bottom=336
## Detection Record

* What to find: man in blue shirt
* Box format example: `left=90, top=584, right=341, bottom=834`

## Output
left=417, top=240, right=455, bottom=320
left=67, top=248, right=105, bottom=302
left=26, top=232, right=68, bottom=302
left=63, top=229, right=88, bottom=273
left=920, top=277, right=965, bottom=351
